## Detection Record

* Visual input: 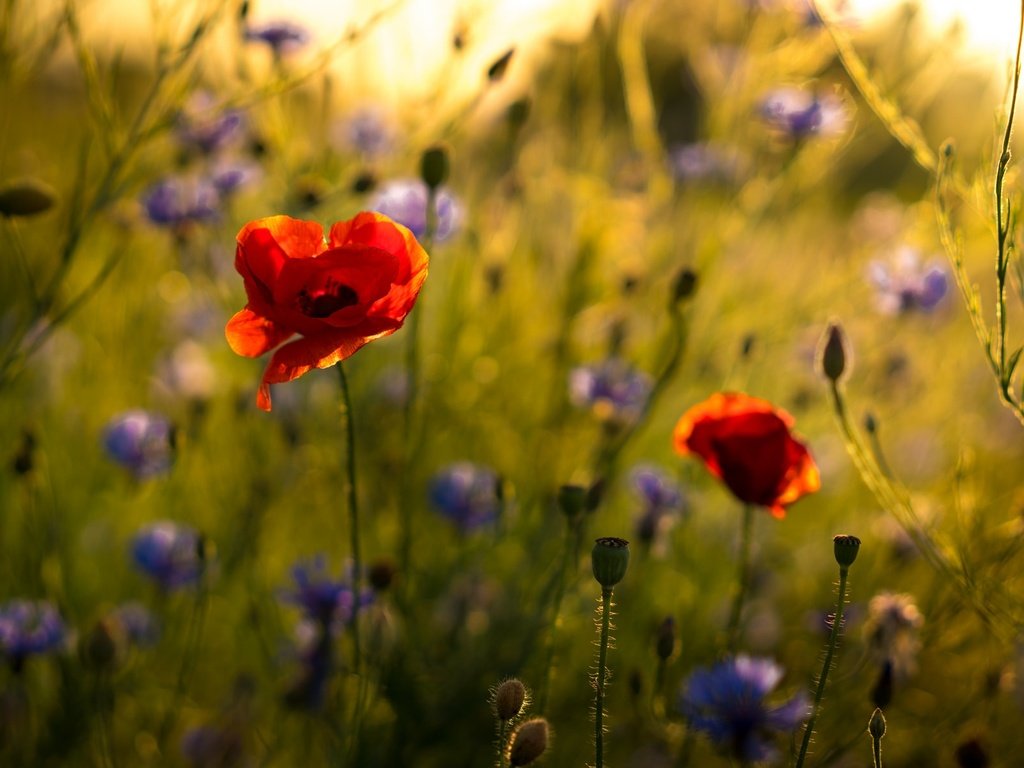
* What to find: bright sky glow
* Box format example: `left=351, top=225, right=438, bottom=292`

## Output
left=845, top=0, right=1021, bottom=64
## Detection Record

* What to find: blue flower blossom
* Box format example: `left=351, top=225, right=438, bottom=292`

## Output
left=0, top=600, right=67, bottom=667
left=284, top=557, right=372, bottom=626
left=429, top=462, right=502, bottom=531
left=132, top=521, right=204, bottom=590
left=175, top=93, right=244, bottom=155
left=339, top=108, right=394, bottom=158
left=680, top=655, right=809, bottom=763
left=142, top=177, right=220, bottom=227
left=103, top=410, right=176, bottom=478
left=110, top=602, right=160, bottom=647
left=867, top=247, right=948, bottom=315
left=668, top=142, right=743, bottom=185
left=369, top=179, right=461, bottom=242
left=630, top=464, right=686, bottom=546
left=759, top=87, right=847, bottom=140
left=245, top=21, right=309, bottom=55
left=569, top=359, right=652, bottom=424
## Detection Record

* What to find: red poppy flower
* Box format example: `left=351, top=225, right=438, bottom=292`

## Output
left=673, top=392, right=820, bottom=518
left=225, top=212, right=428, bottom=411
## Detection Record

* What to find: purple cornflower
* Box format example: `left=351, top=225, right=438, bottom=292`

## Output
left=867, top=246, right=948, bottom=315
left=0, top=600, right=67, bottom=668
left=569, top=359, right=652, bottom=424
left=285, top=557, right=371, bottom=627
left=680, top=655, right=809, bottom=763
left=175, top=93, right=244, bottom=155
left=110, top=602, right=160, bottom=648
left=429, top=462, right=502, bottom=531
left=209, top=160, right=261, bottom=197
left=244, top=20, right=309, bottom=56
left=369, top=179, right=462, bottom=242
left=630, top=464, right=686, bottom=546
left=759, top=87, right=847, bottom=140
left=103, top=410, right=176, bottom=479
left=338, top=108, right=394, bottom=158
left=142, top=177, right=220, bottom=227
left=668, top=142, right=743, bottom=185
left=132, top=521, right=204, bottom=590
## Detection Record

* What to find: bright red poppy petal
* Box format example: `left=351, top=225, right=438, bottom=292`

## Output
left=225, top=308, right=293, bottom=357
left=329, top=211, right=429, bottom=287
left=272, top=245, right=399, bottom=309
left=255, top=325, right=398, bottom=411
left=238, top=216, right=326, bottom=260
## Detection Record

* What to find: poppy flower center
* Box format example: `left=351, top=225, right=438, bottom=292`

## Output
left=297, top=281, right=359, bottom=318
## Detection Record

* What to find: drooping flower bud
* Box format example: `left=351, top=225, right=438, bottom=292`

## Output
left=656, top=616, right=676, bottom=661
left=507, top=717, right=549, bottom=766
left=0, top=179, right=56, bottom=217
left=592, top=537, right=630, bottom=589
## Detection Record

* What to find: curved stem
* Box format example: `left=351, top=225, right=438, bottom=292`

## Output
left=795, top=565, right=849, bottom=768
left=595, top=587, right=613, bottom=768
left=726, top=504, right=754, bottom=654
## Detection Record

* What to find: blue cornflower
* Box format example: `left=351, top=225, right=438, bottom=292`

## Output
left=0, top=600, right=67, bottom=667
left=759, top=87, right=846, bottom=140
left=668, top=142, right=743, bottom=185
left=175, top=93, right=244, bottom=155
left=209, top=160, right=261, bottom=197
left=102, top=410, right=176, bottom=479
left=630, top=464, right=686, bottom=546
left=285, top=557, right=371, bottom=626
left=110, top=602, right=160, bottom=647
left=680, top=655, right=809, bottom=763
left=142, top=177, right=221, bottom=227
left=132, top=521, right=204, bottom=590
left=244, top=20, right=309, bottom=55
left=569, top=359, right=652, bottom=424
left=428, top=462, right=502, bottom=531
left=339, top=108, right=394, bottom=158
left=867, top=246, right=948, bottom=315
left=369, top=179, right=462, bottom=242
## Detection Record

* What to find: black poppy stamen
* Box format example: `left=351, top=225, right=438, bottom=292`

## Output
left=298, top=280, right=359, bottom=318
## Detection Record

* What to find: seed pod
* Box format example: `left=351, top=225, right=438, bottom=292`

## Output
left=592, top=537, right=629, bottom=589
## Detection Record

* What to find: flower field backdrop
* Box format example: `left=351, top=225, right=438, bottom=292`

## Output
left=4, top=0, right=1024, bottom=765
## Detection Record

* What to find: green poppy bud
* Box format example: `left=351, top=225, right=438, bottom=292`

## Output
left=833, top=534, right=861, bottom=568
left=507, top=717, right=549, bottom=766
left=868, top=707, right=886, bottom=740
left=493, top=678, right=527, bottom=721
left=592, top=537, right=629, bottom=589
left=420, top=145, right=450, bottom=191
left=818, top=322, right=849, bottom=382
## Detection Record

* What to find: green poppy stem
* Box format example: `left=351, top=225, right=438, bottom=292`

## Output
left=336, top=363, right=362, bottom=672
left=795, top=563, right=850, bottom=768
left=726, top=504, right=755, bottom=654
left=595, top=587, right=613, bottom=768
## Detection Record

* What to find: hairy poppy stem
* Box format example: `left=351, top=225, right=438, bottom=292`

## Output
left=726, top=504, right=754, bottom=654
left=595, top=587, right=613, bottom=768
left=336, top=363, right=363, bottom=672
left=795, top=563, right=850, bottom=768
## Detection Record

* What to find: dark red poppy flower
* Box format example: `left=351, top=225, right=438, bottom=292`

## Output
left=226, top=212, right=428, bottom=411
left=673, top=392, right=820, bottom=518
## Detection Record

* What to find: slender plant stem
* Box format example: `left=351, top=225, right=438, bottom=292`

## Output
left=872, top=733, right=883, bottom=768
left=795, top=565, right=849, bottom=768
left=595, top=587, right=613, bottom=768
left=157, top=587, right=207, bottom=751
left=726, top=504, right=754, bottom=654
left=336, top=363, right=362, bottom=671
left=496, top=720, right=508, bottom=768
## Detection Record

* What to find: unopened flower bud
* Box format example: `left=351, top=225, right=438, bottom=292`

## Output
left=420, top=145, right=450, bottom=191
left=368, top=559, right=396, bottom=592
left=833, top=534, right=861, bottom=568
left=955, top=737, right=990, bottom=768
left=487, top=49, right=515, bottom=82
left=868, top=707, right=886, bottom=740
left=818, top=322, right=849, bottom=382
left=0, top=179, right=56, bottom=217
left=507, top=717, right=549, bottom=766
left=592, top=537, right=629, bottom=589
left=672, top=268, right=698, bottom=303
left=493, top=678, right=527, bottom=721
left=557, top=485, right=586, bottom=522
